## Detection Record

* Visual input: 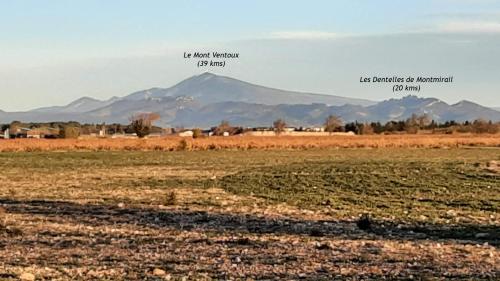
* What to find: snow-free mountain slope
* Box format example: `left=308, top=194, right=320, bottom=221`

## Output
left=31, top=96, right=121, bottom=113
left=1, top=74, right=499, bottom=126
left=123, top=72, right=376, bottom=106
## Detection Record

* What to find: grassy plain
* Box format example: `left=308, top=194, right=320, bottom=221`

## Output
left=0, top=146, right=498, bottom=280
left=0, top=134, right=499, bottom=152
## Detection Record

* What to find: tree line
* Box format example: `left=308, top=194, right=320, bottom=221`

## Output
left=269, top=114, right=499, bottom=135
left=196, top=114, right=499, bottom=137
left=2, top=113, right=499, bottom=139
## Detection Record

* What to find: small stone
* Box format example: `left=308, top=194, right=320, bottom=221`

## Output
left=117, top=202, right=125, bottom=208
left=315, top=241, right=331, bottom=250
left=475, top=233, right=489, bottom=239
left=153, top=268, right=166, bottom=276
left=19, top=273, right=35, bottom=281
left=446, top=210, right=457, bottom=217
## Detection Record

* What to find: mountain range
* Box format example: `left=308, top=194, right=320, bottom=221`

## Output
left=1, top=72, right=499, bottom=127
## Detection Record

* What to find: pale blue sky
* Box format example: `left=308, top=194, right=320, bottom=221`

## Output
left=1, top=0, right=499, bottom=111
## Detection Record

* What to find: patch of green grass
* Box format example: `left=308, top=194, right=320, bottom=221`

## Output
left=217, top=151, right=499, bottom=222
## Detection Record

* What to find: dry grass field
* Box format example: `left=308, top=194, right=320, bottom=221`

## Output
left=0, top=134, right=499, bottom=152
left=0, top=137, right=499, bottom=280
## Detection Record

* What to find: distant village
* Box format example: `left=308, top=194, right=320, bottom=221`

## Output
left=1, top=113, right=499, bottom=140
left=0, top=121, right=348, bottom=140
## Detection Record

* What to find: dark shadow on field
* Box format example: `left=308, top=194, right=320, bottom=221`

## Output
left=1, top=199, right=498, bottom=246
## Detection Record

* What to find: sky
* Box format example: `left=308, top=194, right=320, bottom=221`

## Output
left=1, top=0, right=499, bottom=111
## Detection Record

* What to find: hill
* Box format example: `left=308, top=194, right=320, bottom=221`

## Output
left=1, top=74, right=499, bottom=126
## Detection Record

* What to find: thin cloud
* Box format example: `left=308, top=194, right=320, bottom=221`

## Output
left=437, top=21, right=500, bottom=33
left=268, top=30, right=339, bottom=40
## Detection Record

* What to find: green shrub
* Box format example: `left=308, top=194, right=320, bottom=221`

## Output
left=59, top=126, right=80, bottom=139
left=192, top=128, right=203, bottom=139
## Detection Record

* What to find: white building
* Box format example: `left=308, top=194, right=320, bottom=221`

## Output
left=179, top=130, right=194, bottom=137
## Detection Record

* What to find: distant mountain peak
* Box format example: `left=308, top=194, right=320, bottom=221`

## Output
left=452, top=100, right=475, bottom=107
left=400, top=95, right=439, bottom=102
left=76, top=96, right=99, bottom=101
left=28, top=95, right=117, bottom=114
left=198, top=71, right=217, bottom=77
left=107, top=96, right=121, bottom=102
left=68, top=96, right=101, bottom=105
left=401, top=95, right=420, bottom=100
left=187, top=71, right=219, bottom=83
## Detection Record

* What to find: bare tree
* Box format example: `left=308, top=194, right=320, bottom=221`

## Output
left=472, top=119, right=498, bottom=134
left=405, top=113, right=431, bottom=133
left=9, top=121, right=22, bottom=135
left=324, top=115, right=343, bottom=133
left=417, top=113, right=431, bottom=128
left=405, top=113, right=419, bottom=134
left=130, top=113, right=160, bottom=138
left=360, top=122, right=374, bottom=135
left=273, top=119, right=287, bottom=135
left=214, top=120, right=231, bottom=136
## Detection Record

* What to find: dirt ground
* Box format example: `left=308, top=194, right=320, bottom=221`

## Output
left=0, top=148, right=498, bottom=280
